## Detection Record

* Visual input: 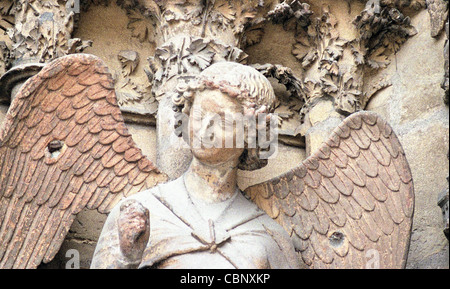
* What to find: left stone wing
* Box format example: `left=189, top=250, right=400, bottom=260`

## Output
left=245, top=111, right=414, bottom=269
left=0, top=54, right=167, bottom=269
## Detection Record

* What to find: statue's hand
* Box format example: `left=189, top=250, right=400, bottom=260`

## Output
left=118, top=199, right=150, bottom=263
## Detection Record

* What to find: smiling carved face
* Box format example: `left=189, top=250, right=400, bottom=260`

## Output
left=174, top=61, right=278, bottom=170
left=189, top=89, right=246, bottom=166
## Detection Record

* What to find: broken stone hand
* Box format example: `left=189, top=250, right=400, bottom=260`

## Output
left=118, top=199, right=150, bottom=263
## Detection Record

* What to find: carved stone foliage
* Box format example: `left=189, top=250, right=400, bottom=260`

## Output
left=267, top=1, right=418, bottom=127
left=353, top=0, right=418, bottom=69
left=252, top=63, right=306, bottom=146
left=143, top=0, right=278, bottom=94
left=0, top=41, right=10, bottom=77
left=266, top=0, right=313, bottom=30
left=289, top=5, right=368, bottom=118
left=151, top=0, right=274, bottom=44
left=114, top=50, right=158, bottom=116
left=0, top=0, right=13, bottom=34
left=425, top=0, right=449, bottom=104
left=86, top=0, right=278, bottom=48
left=148, top=36, right=248, bottom=101
left=6, top=0, right=91, bottom=65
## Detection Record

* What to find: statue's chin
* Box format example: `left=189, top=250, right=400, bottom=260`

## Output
left=191, top=147, right=244, bottom=166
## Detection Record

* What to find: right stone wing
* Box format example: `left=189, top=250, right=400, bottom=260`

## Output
left=245, top=111, right=414, bottom=269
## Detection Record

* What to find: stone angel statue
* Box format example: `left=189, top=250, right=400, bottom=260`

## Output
left=0, top=54, right=414, bottom=269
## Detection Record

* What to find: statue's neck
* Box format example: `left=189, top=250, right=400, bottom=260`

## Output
left=184, top=158, right=239, bottom=204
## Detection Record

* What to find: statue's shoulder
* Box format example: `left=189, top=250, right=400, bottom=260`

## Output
left=121, top=178, right=185, bottom=214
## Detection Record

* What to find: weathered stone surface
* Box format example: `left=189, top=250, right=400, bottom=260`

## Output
left=126, top=124, right=157, bottom=164
left=400, top=119, right=449, bottom=268
left=365, top=85, right=393, bottom=122
left=365, top=9, right=449, bottom=268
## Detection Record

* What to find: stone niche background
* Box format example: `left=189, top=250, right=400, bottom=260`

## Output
left=0, top=0, right=448, bottom=269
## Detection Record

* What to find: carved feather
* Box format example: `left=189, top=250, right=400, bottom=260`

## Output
left=245, top=111, right=414, bottom=269
left=0, top=54, right=167, bottom=269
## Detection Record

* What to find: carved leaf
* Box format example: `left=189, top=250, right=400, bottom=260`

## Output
left=186, top=39, right=215, bottom=70
left=0, top=0, right=14, bottom=31
left=381, top=0, right=426, bottom=9
left=155, top=43, right=176, bottom=62
left=349, top=40, right=366, bottom=66
left=118, top=50, right=140, bottom=77
left=226, top=46, right=248, bottom=63
left=231, top=0, right=260, bottom=34
left=320, top=60, right=340, bottom=76
left=321, top=74, right=339, bottom=94
left=243, top=26, right=265, bottom=47
left=367, top=46, right=390, bottom=69
left=304, top=79, right=323, bottom=100
left=210, top=0, right=236, bottom=28
left=325, top=38, right=348, bottom=60
left=163, top=0, right=203, bottom=23
left=126, top=9, right=156, bottom=43
left=292, top=43, right=308, bottom=60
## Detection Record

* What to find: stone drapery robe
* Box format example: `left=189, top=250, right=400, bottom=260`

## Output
left=91, top=177, right=300, bottom=269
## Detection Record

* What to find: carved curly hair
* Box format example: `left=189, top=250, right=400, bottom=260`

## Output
left=172, top=61, right=278, bottom=171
